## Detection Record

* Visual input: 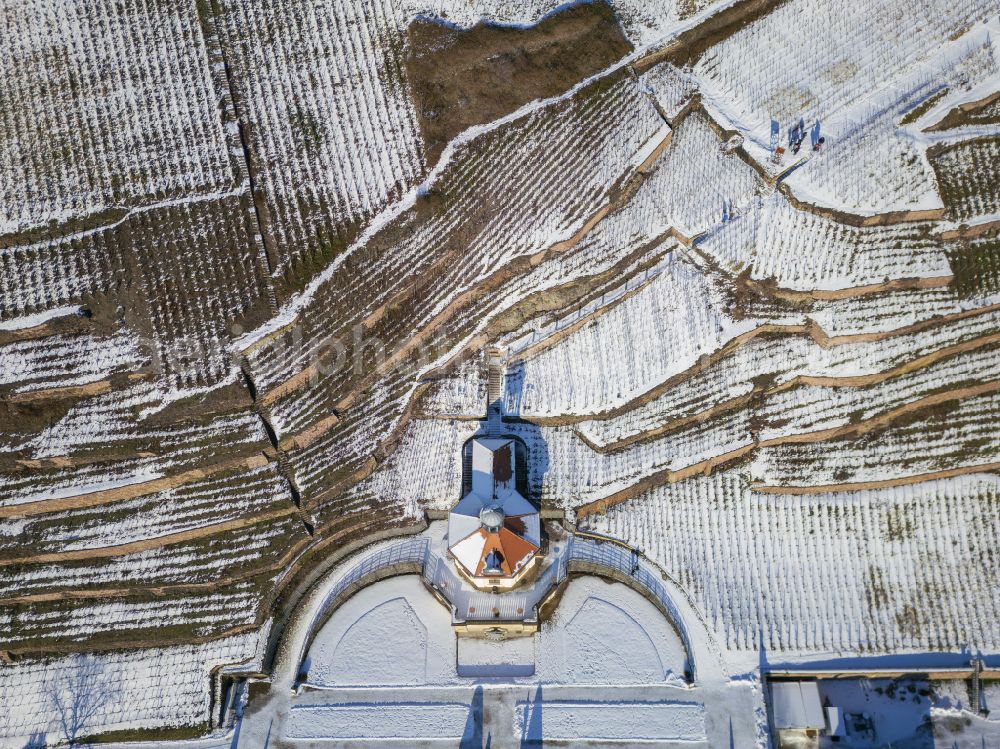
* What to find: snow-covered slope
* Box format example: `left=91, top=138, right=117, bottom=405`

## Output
left=1, top=0, right=998, bottom=743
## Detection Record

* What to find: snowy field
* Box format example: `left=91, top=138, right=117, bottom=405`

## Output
left=0, top=628, right=270, bottom=743
left=1, top=0, right=999, bottom=744
left=305, top=574, right=688, bottom=688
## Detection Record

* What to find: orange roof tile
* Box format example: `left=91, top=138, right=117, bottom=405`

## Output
left=473, top=527, right=539, bottom=576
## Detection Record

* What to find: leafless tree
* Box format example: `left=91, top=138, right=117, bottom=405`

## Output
left=45, top=655, right=119, bottom=747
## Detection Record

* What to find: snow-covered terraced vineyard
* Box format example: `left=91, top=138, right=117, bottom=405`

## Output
left=586, top=471, right=1000, bottom=652
left=1, top=0, right=998, bottom=743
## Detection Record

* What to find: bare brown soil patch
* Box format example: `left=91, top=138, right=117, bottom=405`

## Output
left=0, top=397, right=83, bottom=448
left=926, top=89, right=1000, bottom=131
left=405, top=1, right=632, bottom=165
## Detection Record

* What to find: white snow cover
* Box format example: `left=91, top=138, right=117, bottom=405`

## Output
left=248, top=70, right=664, bottom=397
left=284, top=703, right=473, bottom=740
left=506, top=258, right=739, bottom=417
left=206, top=0, right=718, bottom=279
left=307, top=577, right=455, bottom=687
left=536, top=576, right=689, bottom=683
left=631, top=111, right=764, bottom=238
left=640, top=62, right=697, bottom=120
left=782, top=25, right=1000, bottom=214
left=770, top=681, right=825, bottom=729
left=0, top=0, right=238, bottom=236
left=305, top=574, right=689, bottom=688
left=0, top=584, right=265, bottom=650
left=3, top=0, right=999, bottom=742
left=0, top=306, right=81, bottom=331
left=514, top=700, right=707, bottom=742
left=0, top=627, right=269, bottom=746
left=351, top=418, right=481, bottom=517
left=693, top=0, right=997, bottom=213
left=576, top=304, right=1000, bottom=448
left=753, top=389, right=1000, bottom=487
left=584, top=471, right=1000, bottom=652
left=698, top=193, right=951, bottom=290
left=0, top=460, right=291, bottom=554
left=0, top=330, right=148, bottom=393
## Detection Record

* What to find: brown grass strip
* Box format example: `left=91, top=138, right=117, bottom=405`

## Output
left=576, top=443, right=755, bottom=517
left=0, top=514, right=392, bottom=608
left=0, top=506, right=297, bottom=567
left=521, top=304, right=1000, bottom=433
left=939, top=219, right=1000, bottom=241
left=0, top=455, right=270, bottom=519
left=751, top=461, right=1000, bottom=495
left=6, top=379, right=114, bottom=403
left=757, top=378, right=1000, bottom=447
left=0, top=517, right=392, bottom=655
left=749, top=274, right=953, bottom=304
left=576, top=379, right=1000, bottom=517
left=587, top=330, right=1000, bottom=452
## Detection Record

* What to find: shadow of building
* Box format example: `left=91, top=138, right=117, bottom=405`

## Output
left=460, top=358, right=549, bottom=510
left=520, top=684, right=543, bottom=747
left=460, top=685, right=485, bottom=749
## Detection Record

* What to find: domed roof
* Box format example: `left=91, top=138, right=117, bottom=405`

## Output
left=480, top=506, right=505, bottom=532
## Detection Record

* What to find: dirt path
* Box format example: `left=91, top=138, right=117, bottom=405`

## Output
left=6, top=372, right=152, bottom=404
left=2, top=620, right=264, bottom=659
left=0, top=312, right=95, bottom=346
left=752, top=460, right=1000, bottom=495
left=813, top=302, right=1000, bottom=344
left=506, top=275, right=979, bottom=395
left=749, top=274, right=953, bottom=304
left=0, top=455, right=269, bottom=519
left=576, top=378, right=1000, bottom=518
left=939, top=218, right=1000, bottom=241
left=7, top=379, right=116, bottom=403
left=0, top=506, right=297, bottom=567
left=580, top=329, right=1000, bottom=452
left=687, top=237, right=954, bottom=305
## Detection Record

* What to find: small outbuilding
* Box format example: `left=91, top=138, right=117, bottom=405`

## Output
left=771, top=680, right=826, bottom=731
